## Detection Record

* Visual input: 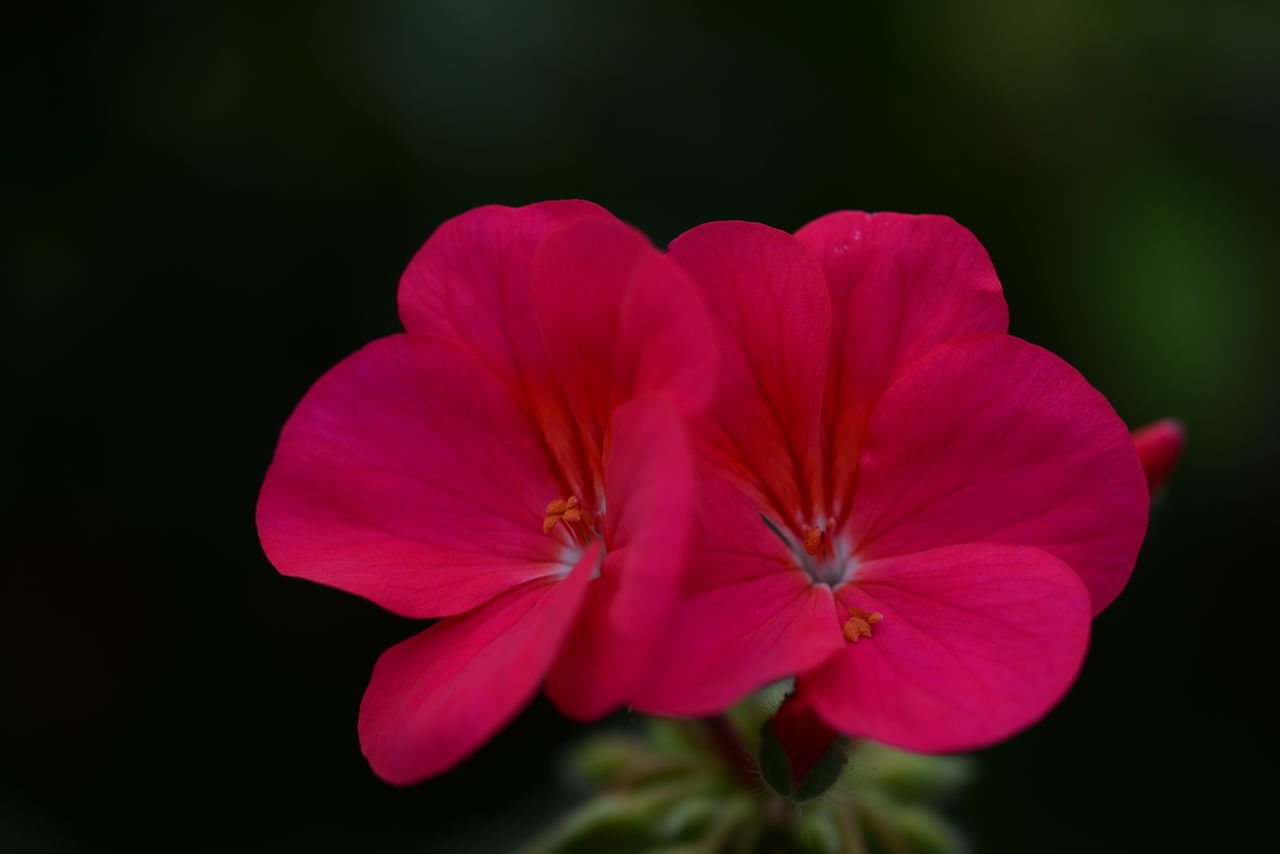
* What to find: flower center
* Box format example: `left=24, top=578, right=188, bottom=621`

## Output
left=797, top=523, right=852, bottom=586
left=543, top=495, right=598, bottom=550
left=841, top=606, right=883, bottom=642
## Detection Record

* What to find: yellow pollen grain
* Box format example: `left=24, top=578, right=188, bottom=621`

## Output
left=842, top=606, right=883, bottom=642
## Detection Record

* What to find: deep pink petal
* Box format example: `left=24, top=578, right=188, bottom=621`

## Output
left=801, top=543, right=1091, bottom=752
left=546, top=397, right=697, bottom=720
left=795, top=212, right=1008, bottom=512
left=358, top=543, right=598, bottom=784
left=397, top=200, right=613, bottom=491
left=531, top=217, right=717, bottom=476
left=849, top=333, right=1148, bottom=613
left=257, top=334, right=569, bottom=618
left=628, top=475, right=842, bottom=716
left=668, top=221, right=831, bottom=525
left=398, top=200, right=612, bottom=368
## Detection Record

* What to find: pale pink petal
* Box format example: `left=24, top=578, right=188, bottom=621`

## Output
left=628, top=476, right=843, bottom=716
left=796, top=212, right=1008, bottom=512
left=802, top=543, right=1091, bottom=752
left=257, top=334, right=569, bottom=619
left=359, top=543, right=598, bottom=784
left=849, top=333, right=1148, bottom=613
left=546, top=397, right=697, bottom=720
left=531, top=217, right=716, bottom=478
left=668, top=221, right=831, bottom=525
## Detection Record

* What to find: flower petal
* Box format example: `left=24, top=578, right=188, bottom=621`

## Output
left=257, top=334, right=568, bottom=618
left=668, top=221, right=831, bottom=525
left=802, top=543, right=1091, bottom=752
left=398, top=200, right=612, bottom=378
left=546, top=397, right=697, bottom=720
left=358, top=543, right=598, bottom=784
left=628, top=475, right=843, bottom=716
left=531, top=217, right=717, bottom=475
left=795, top=212, right=1008, bottom=512
left=849, top=333, right=1148, bottom=613
left=397, top=200, right=613, bottom=489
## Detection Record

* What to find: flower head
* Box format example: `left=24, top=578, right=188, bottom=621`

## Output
left=631, top=213, right=1149, bottom=752
left=257, top=201, right=715, bottom=783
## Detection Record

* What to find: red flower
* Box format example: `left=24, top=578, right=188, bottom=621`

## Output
left=631, top=214, right=1149, bottom=752
left=257, top=201, right=715, bottom=783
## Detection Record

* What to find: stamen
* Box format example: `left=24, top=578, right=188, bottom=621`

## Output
left=842, top=606, right=883, bottom=642
left=803, top=525, right=830, bottom=560
left=543, top=496, right=581, bottom=533
left=543, top=495, right=593, bottom=548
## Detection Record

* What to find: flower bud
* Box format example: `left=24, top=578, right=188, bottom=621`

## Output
left=759, top=690, right=849, bottom=801
left=1132, top=418, right=1185, bottom=494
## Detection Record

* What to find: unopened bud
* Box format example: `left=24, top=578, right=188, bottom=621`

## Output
left=1132, top=418, right=1185, bottom=494
left=759, top=690, right=849, bottom=801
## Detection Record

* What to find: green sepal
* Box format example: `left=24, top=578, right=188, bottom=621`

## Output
left=792, top=736, right=849, bottom=802
left=757, top=718, right=794, bottom=798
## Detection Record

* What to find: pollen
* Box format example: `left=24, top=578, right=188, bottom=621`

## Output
left=543, top=495, right=582, bottom=534
left=842, top=606, right=883, bottom=643
left=803, top=525, right=829, bottom=560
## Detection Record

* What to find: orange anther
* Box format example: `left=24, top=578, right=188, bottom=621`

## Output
left=803, top=526, right=828, bottom=559
left=842, top=606, right=883, bottom=642
left=543, top=495, right=581, bottom=534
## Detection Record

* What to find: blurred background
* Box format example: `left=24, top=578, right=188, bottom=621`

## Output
left=4, top=1, right=1276, bottom=850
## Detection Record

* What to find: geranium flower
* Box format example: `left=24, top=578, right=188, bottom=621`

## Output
left=257, top=201, right=715, bottom=783
left=630, top=214, right=1149, bottom=752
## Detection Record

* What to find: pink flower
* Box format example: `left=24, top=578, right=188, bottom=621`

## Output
left=631, top=214, right=1150, bottom=752
left=1132, top=417, right=1186, bottom=493
left=257, top=201, right=715, bottom=783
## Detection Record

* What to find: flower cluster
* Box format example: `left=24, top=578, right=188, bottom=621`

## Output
left=258, top=201, right=1163, bottom=785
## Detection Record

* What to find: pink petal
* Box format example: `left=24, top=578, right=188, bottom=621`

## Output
left=397, top=200, right=613, bottom=489
left=802, top=543, right=1091, bottom=752
left=849, top=333, right=1149, bottom=613
left=628, top=475, right=843, bottom=716
left=668, top=221, right=831, bottom=525
left=531, top=217, right=717, bottom=475
left=546, top=397, right=697, bottom=720
left=359, top=543, right=598, bottom=784
left=398, top=200, right=612, bottom=375
left=795, top=212, right=1008, bottom=512
left=257, top=334, right=570, bottom=619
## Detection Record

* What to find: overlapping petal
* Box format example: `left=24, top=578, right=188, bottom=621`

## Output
left=531, top=217, right=716, bottom=481
left=546, top=396, right=696, bottom=719
left=801, top=543, right=1091, bottom=752
left=397, top=200, right=614, bottom=493
left=397, top=200, right=612, bottom=389
left=358, top=543, right=599, bottom=785
left=668, top=221, right=831, bottom=524
left=849, top=333, right=1148, bottom=612
left=629, top=476, right=843, bottom=716
left=257, top=334, right=568, bottom=619
left=796, top=212, right=1008, bottom=511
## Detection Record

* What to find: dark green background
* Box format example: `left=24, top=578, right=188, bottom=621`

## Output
left=5, top=1, right=1275, bottom=851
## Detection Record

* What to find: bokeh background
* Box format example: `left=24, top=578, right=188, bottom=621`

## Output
left=5, top=1, right=1276, bottom=851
